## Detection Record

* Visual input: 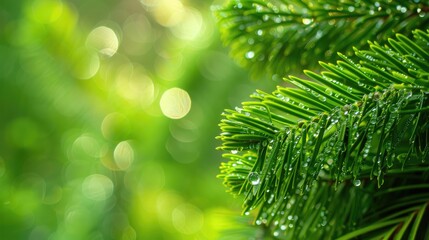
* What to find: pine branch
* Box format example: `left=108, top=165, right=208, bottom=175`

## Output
left=214, top=0, right=429, bottom=77
left=338, top=184, right=429, bottom=239
left=217, top=29, right=429, bottom=238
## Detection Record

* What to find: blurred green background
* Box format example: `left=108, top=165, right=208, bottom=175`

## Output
left=0, top=0, right=277, bottom=239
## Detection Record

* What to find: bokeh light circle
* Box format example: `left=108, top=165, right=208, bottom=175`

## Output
left=172, top=203, right=204, bottom=235
left=82, top=174, right=114, bottom=201
left=159, top=88, right=191, bottom=119
left=86, top=26, right=119, bottom=57
left=113, top=141, right=134, bottom=171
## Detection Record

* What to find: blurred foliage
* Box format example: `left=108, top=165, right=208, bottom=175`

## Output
left=214, top=0, right=429, bottom=78
left=0, top=0, right=277, bottom=239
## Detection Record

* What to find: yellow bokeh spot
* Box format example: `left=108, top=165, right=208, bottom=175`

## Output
left=73, top=50, right=100, bottom=79
left=160, top=88, right=191, bottom=119
left=86, top=26, right=119, bottom=57
left=71, top=134, right=102, bottom=159
left=171, top=7, right=203, bottom=40
left=152, top=0, right=185, bottom=27
left=81, top=174, right=114, bottom=201
left=114, top=141, right=134, bottom=171
left=172, top=203, right=204, bottom=235
left=101, top=112, right=130, bottom=141
left=115, top=64, right=155, bottom=107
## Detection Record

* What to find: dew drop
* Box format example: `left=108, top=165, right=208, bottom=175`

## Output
left=302, top=18, right=313, bottom=25
left=325, top=88, right=333, bottom=96
left=405, top=91, right=412, bottom=99
left=389, top=104, right=399, bottom=113
left=245, top=51, right=255, bottom=59
left=262, top=14, right=269, bottom=21
left=262, top=140, right=268, bottom=147
left=353, top=179, right=361, bottom=186
left=254, top=4, right=263, bottom=12
left=248, top=172, right=261, bottom=185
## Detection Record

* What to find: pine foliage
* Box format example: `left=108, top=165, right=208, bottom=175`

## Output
left=215, top=1, right=429, bottom=239
left=214, top=0, right=429, bottom=77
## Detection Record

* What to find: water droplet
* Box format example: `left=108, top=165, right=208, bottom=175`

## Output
left=302, top=18, right=313, bottom=25
left=254, top=4, right=263, bottom=12
left=262, top=140, right=268, bottom=147
left=248, top=172, right=261, bottom=185
left=231, top=150, right=238, bottom=154
left=262, top=14, right=269, bottom=21
left=325, top=89, right=333, bottom=96
left=399, top=6, right=407, bottom=13
left=245, top=51, right=255, bottom=59
left=353, top=179, right=361, bottom=186
left=405, top=91, right=412, bottom=99
left=273, top=231, right=280, bottom=237
left=389, top=104, right=399, bottom=113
